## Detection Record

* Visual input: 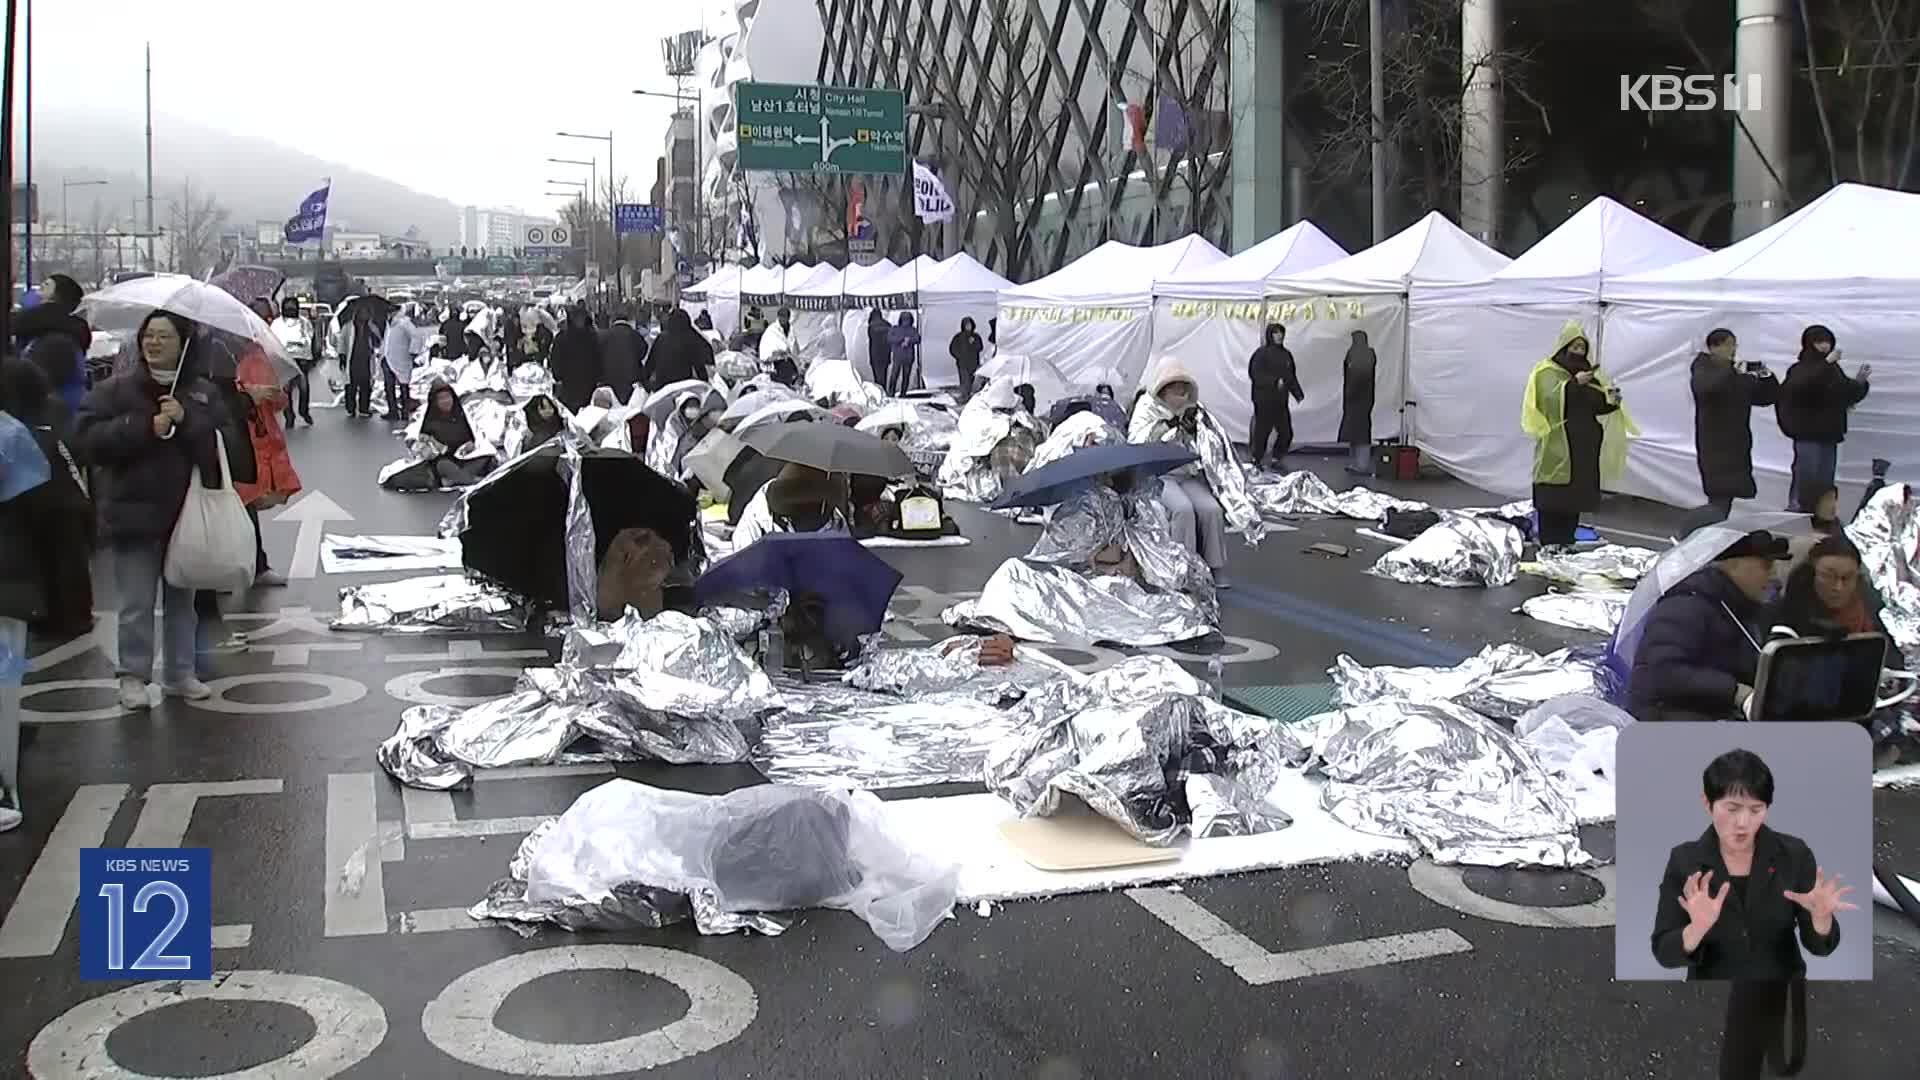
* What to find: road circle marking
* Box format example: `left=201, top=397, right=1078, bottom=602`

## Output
left=420, top=944, right=757, bottom=1075
left=384, top=667, right=522, bottom=708
left=1033, top=643, right=1128, bottom=674
left=1144, top=635, right=1281, bottom=667
left=20, top=679, right=135, bottom=723
left=1407, top=859, right=1616, bottom=928
left=27, top=970, right=387, bottom=1079
left=197, top=674, right=368, bottom=715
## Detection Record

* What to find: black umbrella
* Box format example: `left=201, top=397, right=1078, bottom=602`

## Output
left=457, top=444, right=696, bottom=609
left=741, top=420, right=914, bottom=478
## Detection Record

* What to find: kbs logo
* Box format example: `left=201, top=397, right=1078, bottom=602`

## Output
left=1619, top=74, right=1764, bottom=112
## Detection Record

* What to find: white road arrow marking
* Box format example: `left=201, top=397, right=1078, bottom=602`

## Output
left=272, top=490, right=355, bottom=579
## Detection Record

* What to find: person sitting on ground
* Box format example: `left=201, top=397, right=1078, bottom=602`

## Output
left=1628, top=530, right=1791, bottom=723
left=1129, top=364, right=1230, bottom=588
left=523, top=394, right=566, bottom=448
left=731, top=462, right=851, bottom=550
left=382, top=381, right=490, bottom=491
left=1772, top=534, right=1913, bottom=765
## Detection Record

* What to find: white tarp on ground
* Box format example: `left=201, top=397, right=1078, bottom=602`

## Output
left=1146, top=222, right=1350, bottom=443
left=1602, top=182, right=1920, bottom=509
left=845, top=255, right=940, bottom=383
left=1241, top=212, right=1510, bottom=447
left=1411, top=198, right=1708, bottom=497
left=853, top=253, right=1013, bottom=389
left=681, top=265, right=743, bottom=340
left=998, top=235, right=1227, bottom=392
left=789, top=259, right=898, bottom=367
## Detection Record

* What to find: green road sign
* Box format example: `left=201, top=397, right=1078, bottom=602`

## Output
left=734, top=81, right=907, bottom=176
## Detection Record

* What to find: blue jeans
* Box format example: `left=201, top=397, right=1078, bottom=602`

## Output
left=1790, top=439, right=1839, bottom=511
left=111, top=543, right=197, bottom=682
left=1, top=615, right=24, bottom=808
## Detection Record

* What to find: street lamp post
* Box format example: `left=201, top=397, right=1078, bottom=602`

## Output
left=548, top=157, right=597, bottom=265
left=62, top=178, right=108, bottom=276
left=557, top=131, right=616, bottom=295
left=634, top=88, right=702, bottom=273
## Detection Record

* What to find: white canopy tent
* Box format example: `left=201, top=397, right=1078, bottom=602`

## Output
left=1601, top=182, right=1920, bottom=509
left=1411, top=197, right=1707, bottom=497
left=786, top=259, right=897, bottom=366
left=998, top=235, right=1226, bottom=391
left=680, top=265, right=742, bottom=339
left=1146, top=222, right=1349, bottom=442
left=844, top=255, right=939, bottom=382
left=1241, top=212, right=1511, bottom=450
left=852, top=253, right=1013, bottom=388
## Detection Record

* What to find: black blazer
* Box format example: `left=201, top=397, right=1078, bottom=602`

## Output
left=1650, top=824, right=1840, bottom=980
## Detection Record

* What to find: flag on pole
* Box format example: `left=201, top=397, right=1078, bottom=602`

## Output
left=911, top=162, right=955, bottom=224
left=283, top=182, right=330, bottom=244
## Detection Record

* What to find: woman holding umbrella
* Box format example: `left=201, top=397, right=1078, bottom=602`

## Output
left=72, top=311, right=232, bottom=710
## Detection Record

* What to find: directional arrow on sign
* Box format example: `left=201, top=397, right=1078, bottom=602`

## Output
left=272, top=490, right=355, bottom=579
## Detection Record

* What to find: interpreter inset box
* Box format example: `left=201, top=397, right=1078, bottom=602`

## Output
left=78, top=848, right=213, bottom=981
left=1613, top=723, right=1872, bottom=982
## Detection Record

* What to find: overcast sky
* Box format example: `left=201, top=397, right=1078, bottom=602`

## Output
left=12, top=0, right=726, bottom=212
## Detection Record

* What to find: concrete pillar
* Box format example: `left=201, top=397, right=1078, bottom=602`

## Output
left=1459, top=0, right=1503, bottom=246
left=1733, top=0, right=1792, bottom=239
left=1230, top=0, right=1289, bottom=252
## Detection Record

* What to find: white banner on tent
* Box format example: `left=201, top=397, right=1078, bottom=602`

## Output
left=1147, top=295, right=1409, bottom=448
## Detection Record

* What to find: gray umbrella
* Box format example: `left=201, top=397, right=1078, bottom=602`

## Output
left=742, top=420, right=914, bottom=478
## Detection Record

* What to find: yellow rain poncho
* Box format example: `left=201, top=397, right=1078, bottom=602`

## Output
left=1520, top=321, right=1638, bottom=488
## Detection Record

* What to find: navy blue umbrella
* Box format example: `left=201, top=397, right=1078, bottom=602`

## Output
left=990, top=441, right=1198, bottom=510
left=695, top=531, right=904, bottom=645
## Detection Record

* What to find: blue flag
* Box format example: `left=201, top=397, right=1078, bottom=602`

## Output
left=283, top=183, right=330, bottom=244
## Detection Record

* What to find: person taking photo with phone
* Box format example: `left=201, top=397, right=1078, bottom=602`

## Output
left=1778, top=325, right=1870, bottom=514
left=1684, top=329, right=1779, bottom=532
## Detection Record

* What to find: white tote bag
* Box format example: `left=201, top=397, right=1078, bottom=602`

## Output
left=164, top=430, right=257, bottom=591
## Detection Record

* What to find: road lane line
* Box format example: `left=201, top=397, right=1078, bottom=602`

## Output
left=400, top=787, right=457, bottom=827
left=212, top=923, right=253, bottom=949
left=1125, top=887, right=1474, bottom=985
left=127, top=780, right=285, bottom=848
left=0, top=784, right=129, bottom=958
left=407, top=815, right=552, bottom=840
left=399, top=907, right=486, bottom=934
left=324, top=773, right=389, bottom=937
left=474, top=764, right=615, bottom=782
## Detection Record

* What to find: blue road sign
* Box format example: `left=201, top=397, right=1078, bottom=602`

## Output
left=616, top=204, right=664, bottom=235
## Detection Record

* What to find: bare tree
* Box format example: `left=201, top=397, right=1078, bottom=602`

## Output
left=1298, top=0, right=1545, bottom=223
left=1798, top=0, right=1920, bottom=188
left=167, top=179, right=230, bottom=278
left=1122, top=0, right=1239, bottom=243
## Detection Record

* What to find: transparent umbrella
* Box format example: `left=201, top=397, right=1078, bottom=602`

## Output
left=1606, top=511, right=1807, bottom=680
left=78, top=274, right=300, bottom=385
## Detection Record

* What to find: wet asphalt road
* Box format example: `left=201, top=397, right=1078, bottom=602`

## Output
left=1, top=413, right=1914, bottom=1079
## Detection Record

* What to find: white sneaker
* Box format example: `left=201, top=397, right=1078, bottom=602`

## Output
left=162, top=676, right=212, bottom=701
left=0, top=807, right=21, bottom=833
left=118, top=676, right=151, bottom=711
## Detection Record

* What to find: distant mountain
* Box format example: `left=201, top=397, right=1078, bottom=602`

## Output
left=23, top=110, right=462, bottom=246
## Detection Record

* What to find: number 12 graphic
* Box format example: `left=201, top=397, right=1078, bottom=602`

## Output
left=98, top=881, right=194, bottom=972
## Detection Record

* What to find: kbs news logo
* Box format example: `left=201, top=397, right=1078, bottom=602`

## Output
left=1619, top=74, right=1764, bottom=112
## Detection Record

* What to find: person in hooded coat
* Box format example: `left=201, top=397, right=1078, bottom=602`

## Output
left=334, top=297, right=383, bottom=418
left=548, top=307, right=601, bottom=411
left=950, top=317, right=985, bottom=402
left=507, top=307, right=554, bottom=366
left=646, top=310, right=715, bottom=391
left=730, top=462, right=851, bottom=550
left=12, top=273, right=93, bottom=421
left=866, top=310, right=893, bottom=391
left=1130, top=365, right=1230, bottom=585
left=1246, top=323, right=1304, bottom=469
left=887, top=312, right=922, bottom=396
left=1777, top=324, right=1871, bottom=513
left=438, top=306, right=468, bottom=360
left=523, top=394, right=566, bottom=448
left=408, top=381, right=491, bottom=489
left=72, top=310, right=232, bottom=710
left=1340, top=330, right=1378, bottom=476
left=1684, top=328, right=1780, bottom=532
left=1628, top=530, right=1789, bottom=723
left=598, top=314, right=649, bottom=404
left=1521, top=321, right=1633, bottom=549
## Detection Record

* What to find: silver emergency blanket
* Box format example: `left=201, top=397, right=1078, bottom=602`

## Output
left=1127, top=394, right=1265, bottom=541
left=508, top=362, right=555, bottom=402
left=331, top=573, right=539, bottom=634
left=1026, top=410, right=1122, bottom=472
left=943, top=559, right=1216, bottom=647
left=1027, top=485, right=1217, bottom=608
left=984, top=656, right=1301, bottom=845
left=840, top=636, right=1075, bottom=703
left=714, top=349, right=759, bottom=382
left=1247, top=470, right=1428, bottom=521
left=1521, top=590, right=1629, bottom=635
left=753, top=682, right=1031, bottom=790
left=1307, top=699, right=1592, bottom=867
left=375, top=609, right=778, bottom=790
left=1369, top=516, right=1525, bottom=587
left=408, top=355, right=504, bottom=402
left=377, top=387, right=513, bottom=486
left=1847, top=483, right=1920, bottom=652
left=936, top=399, right=1022, bottom=503
left=804, top=360, right=887, bottom=408
left=319, top=534, right=461, bottom=574
left=471, top=779, right=958, bottom=950
left=1332, top=643, right=1603, bottom=724
left=1524, top=544, right=1658, bottom=586
left=1516, top=694, right=1629, bottom=802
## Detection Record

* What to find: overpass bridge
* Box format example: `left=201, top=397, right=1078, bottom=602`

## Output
left=253, top=255, right=583, bottom=279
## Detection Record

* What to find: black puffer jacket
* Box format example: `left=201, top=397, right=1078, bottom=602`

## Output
left=548, top=314, right=602, bottom=411
left=1778, top=348, right=1869, bottom=444
left=72, top=364, right=230, bottom=545
left=647, top=311, right=715, bottom=390
left=1628, top=566, right=1768, bottom=723
left=1690, top=352, right=1779, bottom=500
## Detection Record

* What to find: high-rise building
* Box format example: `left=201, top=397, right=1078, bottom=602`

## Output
left=459, top=207, right=530, bottom=255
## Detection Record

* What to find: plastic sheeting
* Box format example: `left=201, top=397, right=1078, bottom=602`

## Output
left=375, top=610, right=779, bottom=789
left=320, top=535, right=463, bottom=574
left=1848, top=484, right=1920, bottom=658
left=1369, top=516, right=1526, bottom=587
left=480, top=779, right=958, bottom=950
left=984, top=655, right=1300, bottom=845
left=331, top=574, right=541, bottom=634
